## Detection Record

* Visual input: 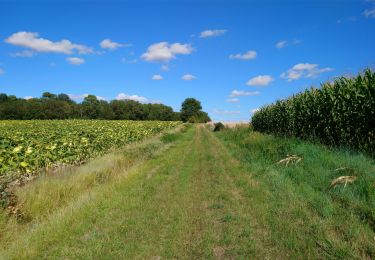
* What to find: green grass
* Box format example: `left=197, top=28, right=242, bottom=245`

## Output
left=216, top=127, right=375, bottom=258
left=0, top=124, right=374, bottom=258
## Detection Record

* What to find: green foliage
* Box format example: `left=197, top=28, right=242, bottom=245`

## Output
left=0, top=120, right=180, bottom=179
left=0, top=92, right=180, bottom=121
left=180, top=98, right=211, bottom=123
left=252, top=69, right=375, bottom=155
left=213, top=122, right=225, bottom=132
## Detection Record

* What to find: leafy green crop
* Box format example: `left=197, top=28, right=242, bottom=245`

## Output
left=252, top=69, right=375, bottom=155
left=0, top=120, right=180, bottom=178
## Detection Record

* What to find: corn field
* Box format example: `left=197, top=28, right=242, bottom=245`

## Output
left=252, top=69, right=375, bottom=155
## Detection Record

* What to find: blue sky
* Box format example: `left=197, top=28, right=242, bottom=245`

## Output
left=0, top=0, right=374, bottom=121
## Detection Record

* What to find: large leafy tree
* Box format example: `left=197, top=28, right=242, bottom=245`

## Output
left=82, top=95, right=100, bottom=119
left=180, top=98, right=210, bottom=123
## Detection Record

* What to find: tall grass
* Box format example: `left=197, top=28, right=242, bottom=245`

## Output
left=252, top=69, right=375, bottom=155
left=216, top=127, right=375, bottom=258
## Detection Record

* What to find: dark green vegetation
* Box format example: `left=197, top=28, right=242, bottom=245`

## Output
left=180, top=97, right=211, bottom=123
left=0, top=93, right=210, bottom=122
left=252, top=69, right=375, bottom=155
left=213, top=121, right=225, bottom=132
left=0, top=92, right=179, bottom=120
left=1, top=125, right=374, bottom=258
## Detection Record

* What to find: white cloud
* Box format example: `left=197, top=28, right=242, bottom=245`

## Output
left=152, top=74, right=163, bottom=80
left=276, top=39, right=301, bottom=49
left=213, top=109, right=240, bottom=116
left=141, top=42, right=193, bottom=62
left=5, top=31, right=93, bottom=54
left=226, top=98, right=239, bottom=103
left=229, top=50, right=257, bottom=60
left=0, top=68, right=4, bottom=75
left=68, top=94, right=86, bottom=100
left=251, top=108, right=260, bottom=114
left=281, top=63, right=333, bottom=81
left=276, top=40, right=288, bottom=49
left=246, top=75, right=274, bottom=86
left=116, top=93, right=160, bottom=103
left=24, top=96, right=34, bottom=100
left=230, top=90, right=260, bottom=97
left=363, top=7, right=375, bottom=18
left=68, top=94, right=106, bottom=101
left=66, top=57, right=84, bottom=65
left=181, top=74, right=197, bottom=80
left=11, top=50, right=35, bottom=58
left=100, top=39, right=131, bottom=50
left=199, top=29, right=227, bottom=38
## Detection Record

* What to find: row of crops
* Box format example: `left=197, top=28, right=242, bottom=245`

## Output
left=252, top=69, right=375, bottom=155
left=0, top=120, right=180, bottom=178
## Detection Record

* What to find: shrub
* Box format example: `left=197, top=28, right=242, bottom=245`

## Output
left=214, top=122, right=225, bottom=132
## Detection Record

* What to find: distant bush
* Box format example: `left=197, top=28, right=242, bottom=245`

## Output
left=252, top=69, right=375, bottom=155
left=214, top=122, right=225, bottom=132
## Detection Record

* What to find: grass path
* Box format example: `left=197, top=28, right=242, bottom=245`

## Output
left=1, top=124, right=374, bottom=259
left=1, top=125, right=266, bottom=259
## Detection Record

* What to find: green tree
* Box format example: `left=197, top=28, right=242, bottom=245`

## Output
left=180, top=98, right=202, bottom=122
left=42, top=92, right=57, bottom=99
left=82, top=95, right=100, bottom=119
left=180, top=98, right=210, bottom=123
left=0, top=93, right=8, bottom=102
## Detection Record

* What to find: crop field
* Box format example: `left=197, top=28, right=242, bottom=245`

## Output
left=0, top=120, right=180, bottom=178
left=252, top=69, right=375, bottom=155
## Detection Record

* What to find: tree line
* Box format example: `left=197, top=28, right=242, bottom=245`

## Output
left=0, top=92, right=211, bottom=123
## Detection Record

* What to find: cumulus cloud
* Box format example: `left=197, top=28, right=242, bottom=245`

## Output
left=276, top=39, right=301, bottom=49
left=24, top=96, right=34, bottom=100
left=230, top=90, right=260, bottom=97
left=152, top=74, right=163, bottom=80
left=226, top=98, right=239, bottom=103
left=281, top=63, right=333, bottom=81
left=0, top=68, right=4, bottom=75
left=363, top=7, right=375, bottom=18
left=100, top=39, right=131, bottom=50
left=66, top=57, right=85, bottom=65
left=213, top=109, right=240, bottom=116
left=5, top=31, right=93, bottom=54
left=229, top=50, right=257, bottom=60
left=199, top=29, right=227, bottom=38
left=181, top=74, right=197, bottom=80
left=141, top=42, right=193, bottom=62
left=115, top=93, right=160, bottom=103
left=11, top=50, right=35, bottom=58
left=246, top=75, right=274, bottom=86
